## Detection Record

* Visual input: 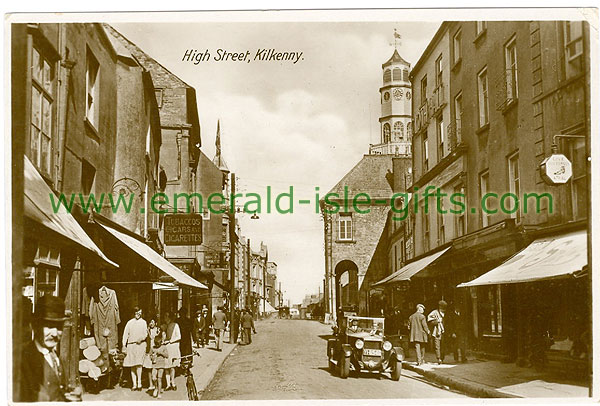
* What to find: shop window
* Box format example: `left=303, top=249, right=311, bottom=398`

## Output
left=30, top=46, right=55, bottom=177
left=481, top=285, right=502, bottom=336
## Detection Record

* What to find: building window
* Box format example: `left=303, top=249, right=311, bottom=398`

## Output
left=420, top=76, right=428, bottom=106
left=453, top=29, right=462, bottom=64
left=423, top=134, right=429, bottom=172
left=81, top=160, right=96, bottom=196
left=392, top=68, right=402, bottom=81
left=437, top=117, right=445, bottom=158
left=480, top=171, right=490, bottom=227
left=567, top=137, right=587, bottom=220
left=504, top=35, right=518, bottom=101
left=421, top=200, right=430, bottom=252
left=383, top=69, right=391, bottom=83
left=30, top=46, right=55, bottom=177
left=454, top=184, right=465, bottom=237
left=435, top=55, right=443, bottom=87
left=338, top=214, right=352, bottom=241
left=507, top=152, right=521, bottom=222
left=563, top=21, right=584, bottom=79
left=383, top=123, right=391, bottom=143
left=477, top=67, right=489, bottom=127
left=393, top=121, right=404, bottom=141
left=454, top=92, right=463, bottom=143
left=438, top=198, right=445, bottom=245
left=86, top=49, right=100, bottom=128
left=407, top=121, right=412, bottom=138
left=481, top=285, right=502, bottom=336
left=476, top=21, right=488, bottom=36
left=403, top=68, right=409, bottom=81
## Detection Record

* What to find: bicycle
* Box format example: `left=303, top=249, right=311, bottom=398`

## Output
left=177, top=354, right=198, bottom=400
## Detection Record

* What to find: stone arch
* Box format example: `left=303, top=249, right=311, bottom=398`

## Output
left=335, top=260, right=359, bottom=312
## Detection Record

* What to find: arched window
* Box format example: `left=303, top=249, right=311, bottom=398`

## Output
left=407, top=121, right=412, bottom=138
left=383, top=69, right=391, bottom=83
left=393, top=68, right=402, bottom=81
left=383, top=123, right=391, bottom=143
left=393, top=122, right=404, bottom=140
left=403, top=68, right=409, bottom=81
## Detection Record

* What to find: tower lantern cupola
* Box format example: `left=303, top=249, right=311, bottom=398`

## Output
left=370, top=30, right=413, bottom=156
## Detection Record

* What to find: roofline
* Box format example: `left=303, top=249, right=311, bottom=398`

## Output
left=103, top=24, right=195, bottom=90
left=410, top=21, right=453, bottom=77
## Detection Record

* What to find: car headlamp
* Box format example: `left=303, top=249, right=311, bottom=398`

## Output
left=383, top=341, right=392, bottom=351
left=355, top=339, right=364, bottom=350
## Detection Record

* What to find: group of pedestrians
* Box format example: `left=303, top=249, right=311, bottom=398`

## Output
left=121, top=308, right=187, bottom=398
left=408, top=300, right=467, bottom=366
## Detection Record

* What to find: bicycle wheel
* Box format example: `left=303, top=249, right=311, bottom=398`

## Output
left=187, top=374, right=198, bottom=401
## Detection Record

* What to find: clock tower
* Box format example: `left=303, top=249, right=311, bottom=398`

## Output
left=370, top=33, right=412, bottom=156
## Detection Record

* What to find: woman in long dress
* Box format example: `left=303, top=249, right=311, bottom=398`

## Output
left=163, top=312, right=181, bottom=391
left=122, top=306, right=148, bottom=391
left=142, top=317, right=160, bottom=391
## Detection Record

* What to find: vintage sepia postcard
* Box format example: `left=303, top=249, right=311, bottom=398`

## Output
left=5, top=7, right=599, bottom=403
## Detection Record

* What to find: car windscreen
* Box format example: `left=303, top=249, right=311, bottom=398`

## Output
left=346, top=317, right=384, bottom=334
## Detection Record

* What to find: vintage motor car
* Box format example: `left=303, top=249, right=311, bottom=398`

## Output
left=327, top=316, right=403, bottom=380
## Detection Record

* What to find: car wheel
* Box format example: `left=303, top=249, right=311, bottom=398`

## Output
left=391, top=358, right=401, bottom=381
left=340, top=356, right=350, bottom=379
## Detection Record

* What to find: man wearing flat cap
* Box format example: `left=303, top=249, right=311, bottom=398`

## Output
left=408, top=304, right=430, bottom=366
left=18, top=295, right=80, bottom=402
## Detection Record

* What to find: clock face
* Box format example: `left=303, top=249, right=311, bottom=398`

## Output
left=406, top=91, right=412, bottom=100
left=393, top=88, right=403, bottom=101
left=384, top=92, right=390, bottom=101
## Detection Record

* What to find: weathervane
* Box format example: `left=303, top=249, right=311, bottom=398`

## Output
left=390, top=29, right=401, bottom=50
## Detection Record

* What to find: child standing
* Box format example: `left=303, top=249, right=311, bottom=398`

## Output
left=150, top=334, right=169, bottom=398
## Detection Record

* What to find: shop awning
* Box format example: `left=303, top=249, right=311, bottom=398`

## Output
left=98, top=222, right=208, bottom=290
left=458, top=230, right=587, bottom=287
left=264, top=301, right=277, bottom=313
left=373, top=247, right=451, bottom=286
left=24, top=156, right=117, bottom=268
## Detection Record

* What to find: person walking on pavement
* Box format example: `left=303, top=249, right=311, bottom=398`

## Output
left=212, top=306, right=228, bottom=351
left=241, top=308, right=256, bottom=345
left=193, top=310, right=206, bottom=348
left=176, top=307, right=193, bottom=357
left=163, top=312, right=181, bottom=391
left=428, top=300, right=447, bottom=364
left=18, top=295, right=82, bottom=402
left=201, top=306, right=211, bottom=346
left=445, top=302, right=467, bottom=363
left=408, top=304, right=430, bottom=366
left=143, top=317, right=161, bottom=393
left=122, top=306, right=148, bottom=391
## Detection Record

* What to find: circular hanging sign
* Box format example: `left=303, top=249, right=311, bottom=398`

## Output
left=540, top=153, right=573, bottom=184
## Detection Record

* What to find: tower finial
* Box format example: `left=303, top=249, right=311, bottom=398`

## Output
left=393, top=29, right=401, bottom=50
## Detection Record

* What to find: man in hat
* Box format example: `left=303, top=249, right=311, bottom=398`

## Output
left=428, top=300, right=448, bottom=364
left=19, top=295, right=81, bottom=402
left=408, top=304, right=430, bottom=366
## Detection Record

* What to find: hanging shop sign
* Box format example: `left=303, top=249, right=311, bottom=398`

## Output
left=164, top=214, right=203, bottom=246
left=540, top=153, right=573, bottom=185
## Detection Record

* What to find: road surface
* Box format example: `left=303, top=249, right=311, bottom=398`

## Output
left=202, top=318, right=467, bottom=400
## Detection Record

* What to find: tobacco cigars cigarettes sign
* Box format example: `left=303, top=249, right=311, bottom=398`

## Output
left=164, top=214, right=203, bottom=245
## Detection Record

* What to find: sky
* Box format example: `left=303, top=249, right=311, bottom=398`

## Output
left=112, top=20, right=440, bottom=304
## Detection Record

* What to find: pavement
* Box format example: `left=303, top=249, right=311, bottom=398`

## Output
left=402, top=351, right=589, bottom=398
left=203, top=319, right=467, bottom=400
left=82, top=340, right=237, bottom=401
